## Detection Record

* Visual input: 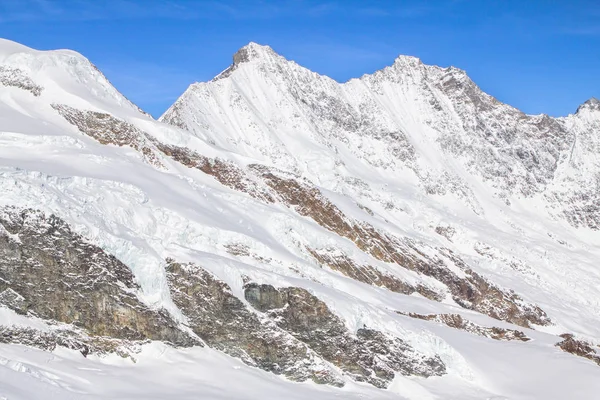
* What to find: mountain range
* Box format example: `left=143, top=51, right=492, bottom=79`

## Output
left=0, top=38, right=599, bottom=400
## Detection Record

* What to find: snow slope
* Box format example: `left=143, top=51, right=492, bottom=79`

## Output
left=0, top=39, right=599, bottom=399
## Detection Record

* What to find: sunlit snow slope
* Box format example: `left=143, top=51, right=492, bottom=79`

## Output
left=1, top=38, right=600, bottom=400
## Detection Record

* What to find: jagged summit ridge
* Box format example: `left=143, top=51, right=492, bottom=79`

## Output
left=161, top=41, right=600, bottom=231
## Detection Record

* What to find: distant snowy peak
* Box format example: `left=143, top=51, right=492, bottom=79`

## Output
left=232, top=42, right=280, bottom=65
left=576, top=97, right=600, bottom=114
left=212, top=42, right=290, bottom=82
left=0, top=38, right=144, bottom=116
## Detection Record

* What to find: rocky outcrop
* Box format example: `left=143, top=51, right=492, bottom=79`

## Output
left=307, top=247, right=442, bottom=301
left=165, top=260, right=445, bottom=388
left=556, top=334, right=600, bottom=366
left=51, top=104, right=164, bottom=167
left=154, top=143, right=276, bottom=203
left=165, top=260, right=343, bottom=386
left=0, top=207, right=195, bottom=347
left=0, top=325, right=146, bottom=360
left=244, top=283, right=446, bottom=388
left=0, top=66, right=42, bottom=96
left=399, top=312, right=530, bottom=341
left=212, top=43, right=280, bottom=81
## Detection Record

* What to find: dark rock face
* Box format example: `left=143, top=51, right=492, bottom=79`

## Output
left=306, top=247, right=443, bottom=301
left=165, top=261, right=445, bottom=388
left=155, top=142, right=276, bottom=203
left=244, top=283, right=286, bottom=312
left=165, top=260, right=343, bottom=386
left=212, top=43, right=278, bottom=81
left=0, top=207, right=195, bottom=347
left=244, top=283, right=446, bottom=388
left=556, top=334, right=600, bottom=366
left=0, top=326, right=146, bottom=360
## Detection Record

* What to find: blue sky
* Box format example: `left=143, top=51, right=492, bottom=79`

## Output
left=0, top=0, right=598, bottom=118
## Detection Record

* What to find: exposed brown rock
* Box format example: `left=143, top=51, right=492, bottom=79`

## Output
left=0, top=326, right=146, bottom=360
left=224, top=243, right=251, bottom=257
left=307, top=247, right=442, bottom=301
left=244, top=283, right=446, bottom=388
left=399, top=311, right=530, bottom=341
left=51, top=104, right=164, bottom=167
left=0, top=207, right=195, bottom=347
left=435, top=225, right=456, bottom=242
left=556, top=334, right=600, bottom=366
left=165, top=260, right=343, bottom=386
left=155, top=143, right=275, bottom=203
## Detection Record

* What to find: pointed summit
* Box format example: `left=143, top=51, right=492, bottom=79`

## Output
left=393, top=54, right=423, bottom=67
left=232, top=42, right=278, bottom=65
left=213, top=42, right=285, bottom=81
left=576, top=97, right=600, bottom=114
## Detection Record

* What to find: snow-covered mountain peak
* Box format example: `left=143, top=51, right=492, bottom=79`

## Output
left=0, top=38, right=96, bottom=77
left=388, top=54, right=468, bottom=78
left=0, top=38, right=35, bottom=59
left=233, top=42, right=279, bottom=64
left=3, top=38, right=600, bottom=399
left=576, top=97, right=600, bottom=114
left=211, top=41, right=293, bottom=82
left=392, top=54, right=423, bottom=68
left=0, top=37, right=143, bottom=115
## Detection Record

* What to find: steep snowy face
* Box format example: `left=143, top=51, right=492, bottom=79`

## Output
left=161, top=43, right=598, bottom=228
left=161, top=42, right=360, bottom=177
left=549, top=98, right=600, bottom=229
left=360, top=56, right=572, bottom=194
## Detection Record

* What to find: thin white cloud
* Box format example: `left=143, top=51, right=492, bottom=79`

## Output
left=0, top=0, right=451, bottom=23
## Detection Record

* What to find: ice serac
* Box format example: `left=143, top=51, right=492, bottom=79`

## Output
left=2, top=38, right=600, bottom=399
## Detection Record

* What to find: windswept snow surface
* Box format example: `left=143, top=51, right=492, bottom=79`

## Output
left=1, top=39, right=600, bottom=399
